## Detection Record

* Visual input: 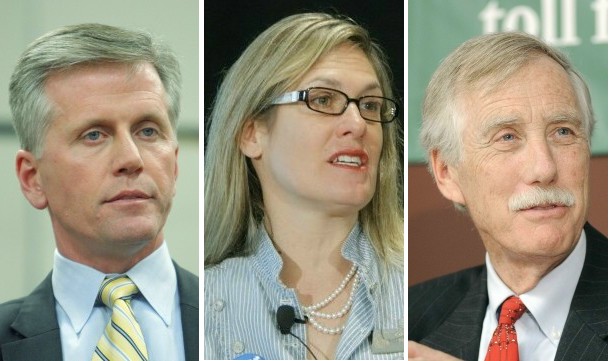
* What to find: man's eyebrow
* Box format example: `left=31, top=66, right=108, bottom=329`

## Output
left=479, top=115, right=521, bottom=137
left=136, top=111, right=167, bottom=122
left=74, top=110, right=167, bottom=129
left=545, top=111, right=582, bottom=127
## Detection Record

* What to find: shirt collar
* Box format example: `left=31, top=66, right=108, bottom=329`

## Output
left=486, top=230, right=586, bottom=344
left=52, top=251, right=106, bottom=334
left=125, top=242, right=177, bottom=326
left=52, top=242, right=177, bottom=333
left=341, top=223, right=380, bottom=289
left=251, top=227, right=284, bottom=286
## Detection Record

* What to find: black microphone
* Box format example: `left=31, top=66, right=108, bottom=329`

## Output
left=276, top=305, right=307, bottom=334
left=276, top=305, right=317, bottom=359
left=276, top=305, right=296, bottom=334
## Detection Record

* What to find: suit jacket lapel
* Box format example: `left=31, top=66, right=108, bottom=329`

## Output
left=1, top=273, right=63, bottom=361
left=423, top=269, right=488, bottom=360
left=2, top=265, right=198, bottom=361
left=175, top=262, right=199, bottom=361
left=555, top=224, right=608, bottom=360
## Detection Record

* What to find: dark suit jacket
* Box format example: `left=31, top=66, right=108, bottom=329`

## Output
left=409, top=223, right=608, bottom=361
left=0, top=262, right=198, bottom=361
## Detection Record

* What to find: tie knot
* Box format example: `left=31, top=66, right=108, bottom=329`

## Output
left=98, top=276, right=139, bottom=307
left=498, top=296, right=526, bottom=325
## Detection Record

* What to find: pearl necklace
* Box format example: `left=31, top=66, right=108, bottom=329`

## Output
left=302, top=264, right=359, bottom=335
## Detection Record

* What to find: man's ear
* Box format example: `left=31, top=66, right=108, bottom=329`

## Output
left=16, top=150, right=48, bottom=209
left=430, top=149, right=466, bottom=206
left=239, top=118, right=265, bottom=159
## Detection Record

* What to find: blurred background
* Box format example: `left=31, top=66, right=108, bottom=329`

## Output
left=0, top=0, right=198, bottom=302
left=408, top=0, right=608, bottom=286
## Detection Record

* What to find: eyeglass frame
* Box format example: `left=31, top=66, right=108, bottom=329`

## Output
left=270, top=87, right=399, bottom=123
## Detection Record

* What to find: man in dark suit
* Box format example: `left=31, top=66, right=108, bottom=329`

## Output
left=0, top=24, right=198, bottom=360
left=409, top=32, right=607, bottom=360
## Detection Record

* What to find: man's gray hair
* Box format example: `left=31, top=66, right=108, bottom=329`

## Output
left=9, top=23, right=182, bottom=156
left=420, top=32, right=594, bottom=169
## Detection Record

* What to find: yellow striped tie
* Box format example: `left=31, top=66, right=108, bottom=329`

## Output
left=92, top=276, right=149, bottom=361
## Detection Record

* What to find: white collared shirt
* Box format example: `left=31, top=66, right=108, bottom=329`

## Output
left=53, top=242, right=185, bottom=361
left=478, top=230, right=586, bottom=361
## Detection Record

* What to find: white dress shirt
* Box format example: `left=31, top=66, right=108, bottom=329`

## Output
left=478, top=230, right=586, bottom=361
left=52, top=242, right=185, bottom=361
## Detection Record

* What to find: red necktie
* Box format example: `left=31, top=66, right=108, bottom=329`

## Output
left=485, top=296, right=526, bottom=361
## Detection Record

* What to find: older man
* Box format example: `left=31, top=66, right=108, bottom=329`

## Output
left=0, top=24, right=198, bottom=360
left=408, top=32, right=607, bottom=360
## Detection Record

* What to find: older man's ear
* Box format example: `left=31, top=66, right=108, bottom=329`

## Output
left=430, top=150, right=465, bottom=206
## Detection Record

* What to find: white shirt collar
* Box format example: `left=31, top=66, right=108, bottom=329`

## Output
left=486, top=230, right=586, bottom=344
left=52, top=242, right=177, bottom=333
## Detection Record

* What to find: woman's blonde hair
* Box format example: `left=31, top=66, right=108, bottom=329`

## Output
left=204, top=13, right=403, bottom=267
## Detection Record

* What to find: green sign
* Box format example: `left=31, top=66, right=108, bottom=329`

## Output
left=408, top=0, right=608, bottom=163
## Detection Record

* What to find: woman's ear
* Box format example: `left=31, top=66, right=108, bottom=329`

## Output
left=240, top=119, right=265, bottom=159
left=16, top=150, right=48, bottom=209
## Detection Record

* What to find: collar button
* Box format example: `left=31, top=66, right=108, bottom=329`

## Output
left=213, top=299, right=225, bottom=311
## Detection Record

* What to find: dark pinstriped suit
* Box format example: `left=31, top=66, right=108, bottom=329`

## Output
left=0, top=262, right=198, bottom=361
left=409, top=223, right=607, bottom=361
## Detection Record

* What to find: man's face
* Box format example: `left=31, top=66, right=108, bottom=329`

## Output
left=437, top=55, right=590, bottom=263
left=21, top=62, right=178, bottom=265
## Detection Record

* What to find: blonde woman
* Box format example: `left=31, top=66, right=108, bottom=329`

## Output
left=204, top=13, right=403, bottom=360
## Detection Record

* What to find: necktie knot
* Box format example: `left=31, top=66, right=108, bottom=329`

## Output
left=98, top=276, right=139, bottom=308
left=498, top=296, right=526, bottom=325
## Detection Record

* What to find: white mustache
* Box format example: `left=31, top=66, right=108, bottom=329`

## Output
left=508, top=187, right=575, bottom=212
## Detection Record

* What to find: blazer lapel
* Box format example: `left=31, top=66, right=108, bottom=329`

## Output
left=2, top=265, right=199, bottom=361
left=555, top=224, right=608, bottom=360
left=175, top=263, right=199, bottom=361
left=422, top=269, right=488, bottom=360
left=1, top=273, right=63, bottom=361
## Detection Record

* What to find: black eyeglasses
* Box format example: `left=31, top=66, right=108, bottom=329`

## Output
left=270, top=87, right=399, bottom=123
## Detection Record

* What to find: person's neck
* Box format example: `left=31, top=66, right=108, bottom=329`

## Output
left=486, top=248, right=568, bottom=295
left=56, top=236, right=163, bottom=274
left=263, top=204, right=358, bottom=288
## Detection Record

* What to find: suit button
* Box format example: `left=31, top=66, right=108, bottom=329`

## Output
left=232, top=340, right=245, bottom=354
left=213, top=299, right=225, bottom=311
